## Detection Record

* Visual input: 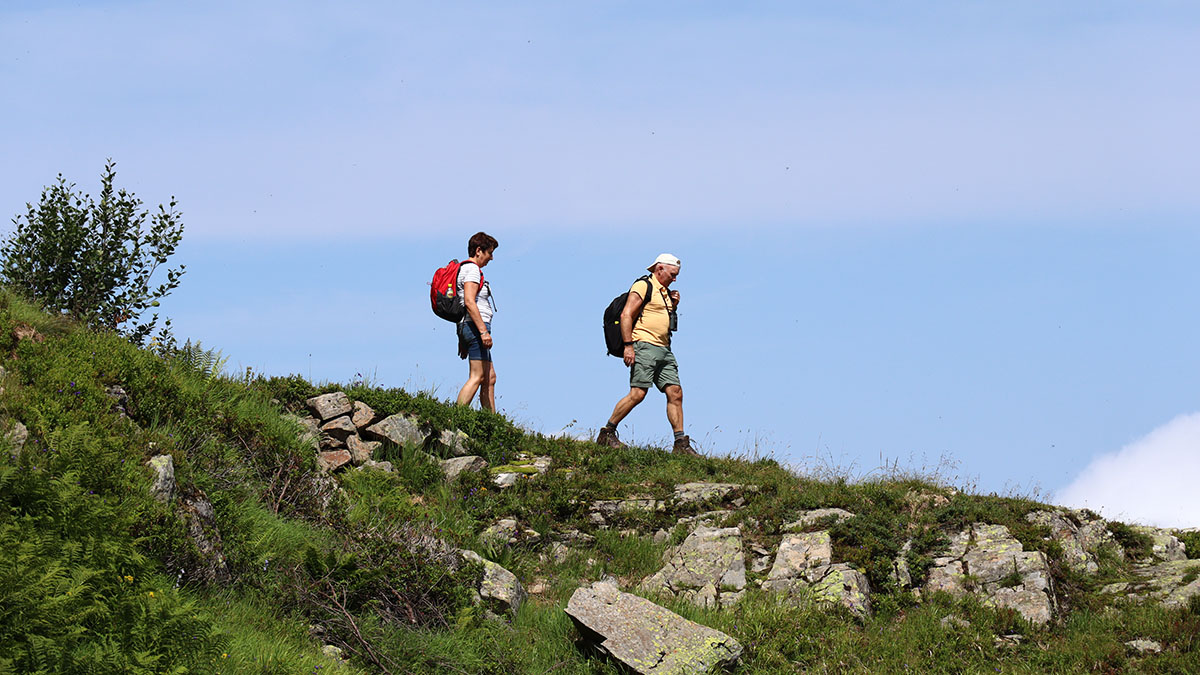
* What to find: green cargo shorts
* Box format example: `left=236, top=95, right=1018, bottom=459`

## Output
left=630, top=341, right=680, bottom=392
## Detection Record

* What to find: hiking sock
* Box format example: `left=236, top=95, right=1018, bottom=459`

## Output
left=604, top=422, right=617, bottom=431
left=673, top=430, right=685, bottom=441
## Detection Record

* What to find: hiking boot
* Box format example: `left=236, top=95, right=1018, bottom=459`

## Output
left=596, top=426, right=624, bottom=448
left=672, top=435, right=699, bottom=456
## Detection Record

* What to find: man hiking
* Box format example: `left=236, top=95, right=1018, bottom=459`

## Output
left=596, top=253, right=699, bottom=456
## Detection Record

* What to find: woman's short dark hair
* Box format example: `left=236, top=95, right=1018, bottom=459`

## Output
left=467, top=232, right=499, bottom=258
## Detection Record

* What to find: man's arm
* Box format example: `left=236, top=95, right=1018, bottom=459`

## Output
left=619, top=289, right=641, bottom=366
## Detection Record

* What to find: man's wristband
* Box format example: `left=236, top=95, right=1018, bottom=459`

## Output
left=623, top=341, right=633, bottom=346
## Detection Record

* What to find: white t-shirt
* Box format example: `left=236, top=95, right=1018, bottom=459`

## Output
left=456, top=262, right=493, bottom=324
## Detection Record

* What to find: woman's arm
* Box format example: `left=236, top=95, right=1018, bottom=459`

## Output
left=463, top=281, right=492, bottom=348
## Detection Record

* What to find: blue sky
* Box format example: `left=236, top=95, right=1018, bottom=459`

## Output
left=3, top=2, right=1198, bottom=525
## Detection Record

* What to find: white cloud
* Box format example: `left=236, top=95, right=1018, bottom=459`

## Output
left=1056, top=412, right=1200, bottom=528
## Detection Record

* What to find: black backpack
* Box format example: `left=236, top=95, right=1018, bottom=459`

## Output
left=603, top=276, right=653, bottom=357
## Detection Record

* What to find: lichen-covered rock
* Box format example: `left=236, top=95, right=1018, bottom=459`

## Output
left=640, top=526, right=746, bottom=608
left=1025, top=509, right=1115, bottom=573
left=178, top=491, right=231, bottom=584
left=783, top=508, right=856, bottom=532
left=1128, top=559, right=1200, bottom=608
left=282, top=414, right=321, bottom=451
left=493, top=472, right=519, bottom=489
left=305, top=392, right=353, bottom=422
left=1133, top=526, right=1187, bottom=562
left=431, top=428, right=471, bottom=457
left=146, top=454, right=177, bottom=503
left=316, top=450, right=352, bottom=473
left=672, top=482, right=753, bottom=506
left=589, top=496, right=665, bottom=527
left=441, top=455, right=488, bottom=481
left=565, top=579, right=743, bottom=674
left=1126, top=638, right=1163, bottom=655
left=460, top=550, right=526, bottom=616
left=364, top=414, right=428, bottom=447
left=768, top=531, right=833, bottom=576
left=346, top=434, right=380, bottom=464
left=924, top=523, right=1055, bottom=625
left=319, top=415, right=357, bottom=448
left=761, top=531, right=871, bottom=618
left=350, top=401, right=377, bottom=429
left=4, top=421, right=28, bottom=453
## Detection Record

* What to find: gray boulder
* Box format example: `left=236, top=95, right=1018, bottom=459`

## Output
left=924, top=523, right=1055, bottom=625
left=441, top=455, right=488, bottom=481
left=146, top=454, right=177, bottom=503
left=364, top=414, right=428, bottom=448
left=1133, top=526, right=1187, bottom=562
left=783, top=508, right=856, bottom=532
left=178, top=491, right=231, bottom=584
left=4, top=421, right=27, bottom=453
left=762, top=531, right=872, bottom=619
left=460, top=550, right=526, bottom=616
left=306, top=392, right=353, bottom=422
left=431, top=428, right=471, bottom=457
left=640, top=525, right=747, bottom=608
left=672, top=482, right=752, bottom=507
left=589, top=496, right=664, bottom=527
left=565, top=579, right=743, bottom=674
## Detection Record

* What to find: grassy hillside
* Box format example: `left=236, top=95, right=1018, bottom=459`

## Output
left=1, top=290, right=1197, bottom=674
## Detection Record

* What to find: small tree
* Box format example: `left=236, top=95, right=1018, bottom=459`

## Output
left=1, top=160, right=185, bottom=344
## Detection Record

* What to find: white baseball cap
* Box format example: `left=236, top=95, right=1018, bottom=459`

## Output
left=647, top=253, right=681, bottom=271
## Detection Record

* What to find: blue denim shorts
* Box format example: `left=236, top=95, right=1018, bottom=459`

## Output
left=458, top=321, right=492, bottom=362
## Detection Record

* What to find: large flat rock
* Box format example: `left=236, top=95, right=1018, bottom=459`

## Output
left=566, top=580, right=742, bottom=674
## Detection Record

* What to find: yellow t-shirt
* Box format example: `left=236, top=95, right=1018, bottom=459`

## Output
left=629, top=275, right=674, bottom=347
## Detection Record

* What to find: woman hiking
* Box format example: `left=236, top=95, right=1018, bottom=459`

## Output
left=455, top=232, right=499, bottom=410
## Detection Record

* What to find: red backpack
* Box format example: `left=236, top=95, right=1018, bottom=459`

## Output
left=430, top=260, right=483, bottom=322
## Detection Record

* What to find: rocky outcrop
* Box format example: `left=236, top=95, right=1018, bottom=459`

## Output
left=783, top=508, right=855, bottom=531
left=924, top=523, right=1055, bottom=625
left=589, top=496, right=665, bottom=527
left=178, top=490, right=231, bottom=585
left=566, top=579, right=743, bottom=674
left=761, top=530, right=872, bottom=619
left=1106, top=560, right=1200, bottom=609
left=640, top=525, right=747, bottom=608
left=1025, top=509, right=1117, bottom=573
left=1133, top=526, right=1187, bottom=562
left=672, top=482, right=751, bottom=507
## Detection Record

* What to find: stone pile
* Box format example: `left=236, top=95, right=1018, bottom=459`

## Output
left=290, top=392, right=474, bottom=474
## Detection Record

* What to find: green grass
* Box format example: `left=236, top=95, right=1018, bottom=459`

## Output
left=1, top=287, right=1198, bottom=673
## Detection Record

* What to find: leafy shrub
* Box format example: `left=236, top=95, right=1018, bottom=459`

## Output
left=1, top=160, right=185, bottom=345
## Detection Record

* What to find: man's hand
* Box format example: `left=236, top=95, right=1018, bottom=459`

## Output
left=481, top=331, right=493, bottom=348
left=669, top=290, right=680, bottom=307
left=623, top=344, right=635, bottom=366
